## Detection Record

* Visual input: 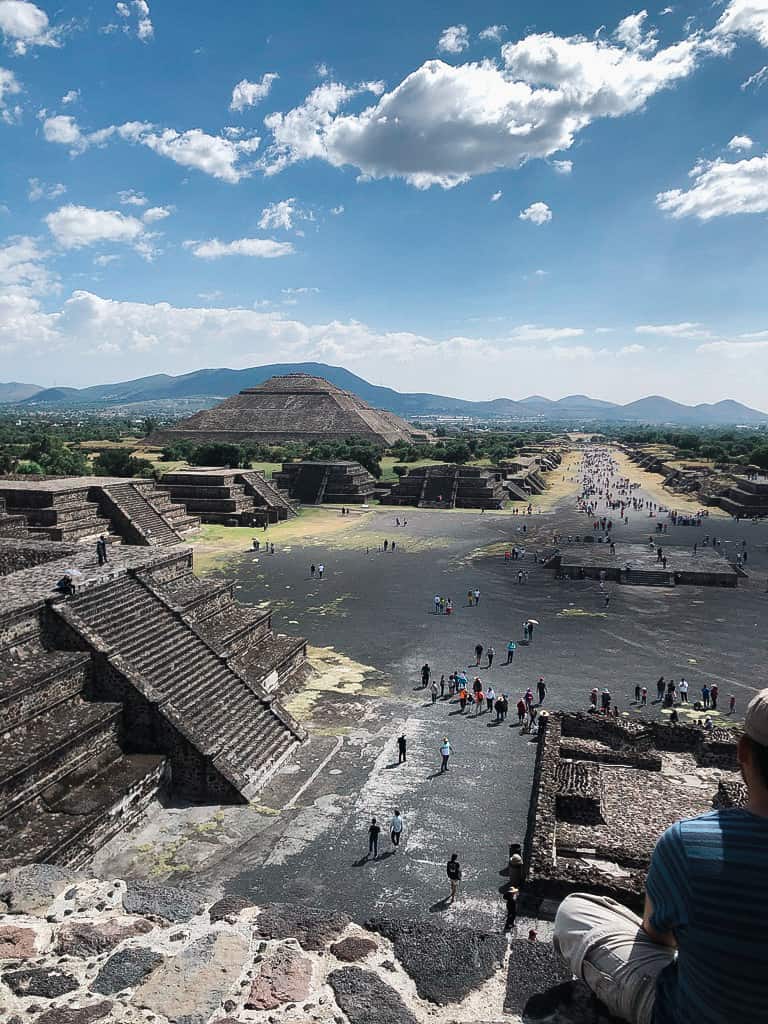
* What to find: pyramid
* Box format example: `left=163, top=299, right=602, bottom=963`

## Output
left=149, top=374, right=416, bottom=447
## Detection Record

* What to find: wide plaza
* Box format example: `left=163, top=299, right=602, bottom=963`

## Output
left=93, top=452, right=768, bottom=931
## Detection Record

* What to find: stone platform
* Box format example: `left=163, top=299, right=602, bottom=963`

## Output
left=556, top=542, right=738, bottom=586
left=524, top=713, right=741, bottom=911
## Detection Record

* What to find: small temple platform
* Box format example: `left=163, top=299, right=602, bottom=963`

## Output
left=555, top=542, right=738, bottom=587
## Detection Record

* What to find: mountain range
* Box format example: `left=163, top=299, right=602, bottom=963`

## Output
left=4, top=362, right=768, bottom=425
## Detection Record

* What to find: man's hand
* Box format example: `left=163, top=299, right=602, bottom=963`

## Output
left=642, top=894, right=678, bottom=949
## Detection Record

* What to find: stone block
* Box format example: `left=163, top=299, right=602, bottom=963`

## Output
left=330, top=937, right=378, bottom=962
left=0, top=864, right=85, bottom=916
left=365, top=919, right=506, bottom=1005
left=55, top=917, right=154, bottom=957
left=328, top=967, right=418, bottom=1024
left=3, top=965, right=79, bottom=998
left=0, top=924, right=37, bottom=960
left=255, top=903, right=350, bottom=950
left=91, top=946, right=165, bottom=995
left=208, top=894, right=254, bottom=923
left=132, top=931, right=249, bottom=1024
left=122, top=880, right=204, bottom=923
left=245, top=945, right=313, bottom=1009
left=35, top=1004, right=114, bottom=1024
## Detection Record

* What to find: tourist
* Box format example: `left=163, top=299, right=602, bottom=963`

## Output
left=467, top=589, right=474, bottom=607
left=475, top=642, right=483, bottom=666
left=601, top=688, right=611, bottom=713
left=554, top=687, right=768, bottom=1024
left=523, top=622, right=530, bottom=643
left=590, top=687, right=599, bottom=711
left=475, top=688, right=484, bottom=715
left=459, top=688, right=468, bottom=712
left=367, top=817, right=381, bottom=860
left=486, top=686, right=495, bottom=713
left=421, top=663, right=431, bottom=688
left=494, top=696, right=504, bottom=722
left=634, top=684, right=641, bottom=703
left=729, top=694, right=736, bottom=715
left=701, top=684, right=711, bottom=709
left=504, top=885, right=519, bottom=932
left=679, top=679, right=688, bottom=703
left=446, top=853, right=462, bottom=903
left=501, top=694, right=509, bottom=720
left=390, top=809, right=403, bottom=849
left=430, top=680, right=438, bottom=704
left=506, top=640, right=516, bottom=664
left=317, top=563, right=324, bottom=578
left=310, top=564, right=315, bottom=578
left=525, top=687, right=534, bottom=711
left=252, top=538, right=260, bottom=551
left=384, top=539, right=388, bottom=552
left=397, top=733, right=407, bottom=764
left=670, top=709, right=679, bottom=724
left=518, top=570, right=524, bottom=584
left=446, top=598, right=453, bottom=615
left=440, top=674, right=445, bottom=698
left=440, top=736, right=452, bottom=773
left=656, top=677, right=665, bottom=701
left=527, top=619, right=536, bottom=640
left=487, top=646, right=495, bottom=668
left=474, top=587, right=481, bottom=605
left=391, top=540, right=396, bottom=552
left=434, top=594, right=441, bottom=614
left=270, top=542, right=275, bottom=555
left=641, top=687, right=648, bottom=706
left=55, top=574, right=76, bottom=598
left=710, top=684, right=719, bottom=710
left=537, top=677, right=547, bottom=704
left=96, top=535, right=109, bottom=566
left=517, top=698, right=526, bottom=724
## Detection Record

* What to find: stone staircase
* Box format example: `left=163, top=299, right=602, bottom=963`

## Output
left=623, top=568, right=674, bottom=587
left=54, top=574, right=305, bottom=801
left=100, top=482, right=199, bottom=546
left=0, top=637, right=166, bottom=870
left=314, top=466, right=331, bottom=505
left=0, top=497, right=27, bottom=538
left=239, top=470, right=298, bottom=518
left=8, top=489, right=115, bottom=544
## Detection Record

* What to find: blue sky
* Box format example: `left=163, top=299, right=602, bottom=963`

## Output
left=2, top=0, right=768, bottom=404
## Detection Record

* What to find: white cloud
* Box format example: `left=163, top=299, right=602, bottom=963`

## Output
left=61, top=88, right=79, bottom=105
left=697, top=339, right=768, bottom=358
left=142, top=205, right=172, bottom=223
left=656, top=153, right=768, bottom=219
left=258, top=198, right=297, bottom=231
left=741, top=64, right=768, bottom=89
left=618, top=343, right=646, bottom=355
left=519, top=201, right=552, bottom=224
left=94, top=254, right=120, bottom=266
left=43, top=115, right=262, bottom=182
left=507, top=324, right=583, bottom=342
left=728, top=133, right=753, bottom=150
left=0, top=0, right=58, bottom=54
left=118, top=189, right=147, bottom=206
left=551, top=159, right=573, bottom=174
left=185, top=237, right=295, bottom=259
left=27, top=178, right=66, bottom=201
left=282, top=286, right=319, bottom=296
left=660, top=7, right=675, bottom=15
left=262, top=20, right=704, bottom=188
left=230, top=72, right=279, bottom=111
left=330, top=204, right=344, bottom=215
left=479, top=25, right=507, bottom=42
left=116, top=0, right=153, bottom=41
left=490, top=190, right=502, bottom=202
left=713, top=0, right=768, bottom=47
left=437, top=25, right=469, bottom=54
left=316, top=62, right=331, bottom=79
left=45, top=204, right=147, bottom=250
left=0, top=65, right=21, bottom=122
left=0, top=234, right=56, bottom=296
left=533, top=268, right=548, bottom=276
left=635, top=322, right=711, bottom=338
left=614, top=11, right=658, bottom=53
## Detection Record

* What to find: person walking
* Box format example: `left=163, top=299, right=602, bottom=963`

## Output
left=447, top=853, right=462, bottom=904
left=430, top=680, right=439, bottom=704
left=317, top=562, right=323, bottom=578
left=506, top=640, right=516, bottom=664
left=527, top=620, right=536, bottom=640
left=473, top=587, right=480, bottom=605
left=390, top=809, right=403, bottom=850
left=537, top=677, right=547, bottom=704
left=486, top=686, right=495, bottom=713
left=310, top=564, right=316, bottom=578
left=641, top=686, right=648, bottom=706
left=702, top=684, right=710, bottom=709
left=439, top=674, right=445, bottom=698
left=467, top=589, right=474, bottom=607
left=270, top=542, right=275, bottom=555
left=710, top=684, right=719, bottom=711
left=434, top=594, right=441, bottom=615
left=459, top=688, right=468, bottom=713
left=553, top=686, right=768, bottom=1024
left=634, top=684, right=641, bottom=703
left=487, top=646, right=495, bottom=669
left=475, top=642, right=483, bottom=666
left=96, top=535, right=108, bottom=566
left=397, top=733, right=407, bottom=764
left=440, top=737, right=452, bottom=773
left=421, top=663, right=431, bottom=688
left=495, top=696, right=504, bottom=722
left=679, top=678, right=688, bottom=703
left=367, top=817, right=381, bottom=860
left=517, top=697, right=527, bottom=724
left=504, top=885, right=519, bottom=932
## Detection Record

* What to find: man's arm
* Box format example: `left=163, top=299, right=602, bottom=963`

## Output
left=642, top=893, right=678, bottom=948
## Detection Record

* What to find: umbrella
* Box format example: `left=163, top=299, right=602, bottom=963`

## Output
left=527, top=618, right=540, bottom=625
left=62, top=568, right=83, bottom=577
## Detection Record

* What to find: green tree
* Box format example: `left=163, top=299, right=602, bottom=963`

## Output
left=749, top=446, right=768, bottom=470
left=93, top=448, right=154, bottom=477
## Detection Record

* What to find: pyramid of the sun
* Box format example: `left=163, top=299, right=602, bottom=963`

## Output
left=150, top=374, right=416, bottom=447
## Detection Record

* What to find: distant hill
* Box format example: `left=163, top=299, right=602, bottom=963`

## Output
left=0, top=381, right=43, bottom=403
left=4, top=363, right=768, bottom=425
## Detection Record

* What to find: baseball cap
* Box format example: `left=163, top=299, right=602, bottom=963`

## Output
left=744, top=688, right=768, bottom=747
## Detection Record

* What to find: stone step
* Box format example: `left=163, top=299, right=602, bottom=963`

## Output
left=195, top=604, right=272, bottom=655
left=0, top=697, right=123, bottom=818
left=102, top=483, right=182, bottom=546
left=0, top=753, right=166, bottom=870
left=0, top=650, right=92, bottom=729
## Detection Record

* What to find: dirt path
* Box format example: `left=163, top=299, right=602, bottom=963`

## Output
left=611, top=449, right=728, bottom=517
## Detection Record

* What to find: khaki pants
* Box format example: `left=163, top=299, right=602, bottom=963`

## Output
left=553, top=894, right=676, bottom=1024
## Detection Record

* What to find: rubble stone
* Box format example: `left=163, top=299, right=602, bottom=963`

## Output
left=91, top=947, right=165, bottom=995
left=245, top=945, right=313, bottom=1010
left=256, top=904, right=350, bottom=951
left=328, top=967, right=418, bottom=1024
left=0, top=924, right=38, bottom=959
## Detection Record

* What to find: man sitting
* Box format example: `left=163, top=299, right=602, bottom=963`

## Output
left=554, top=687, right=768, bottom=1024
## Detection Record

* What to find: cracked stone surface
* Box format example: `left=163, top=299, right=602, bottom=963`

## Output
left=328, top=967, right=418, bottom=1024
left=55, top=917, right=154, bottom=956
left=0, top=865, right=84, bottom=916
left=245, top=945, right=313, bottom=1009
left=91, top=946, right=165, bottom=995
left=3, top=965, right=79, bottom=998
left=330, top=936, right=378, bottom=962
left=0, top=924, right=37, bottom=959
left=255, top=903, right=350, bottom=950
left=366, top=918, right=507, bottom=1004
left=35, top=1003, right=114, bottom=1024
left=122, top=881, right=205, bottom=923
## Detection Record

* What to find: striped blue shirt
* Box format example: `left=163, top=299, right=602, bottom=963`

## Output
left=646, top=808, right=768, bottom=1024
